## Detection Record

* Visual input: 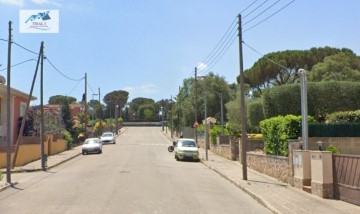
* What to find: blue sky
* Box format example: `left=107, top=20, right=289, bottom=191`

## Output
left=0, top=0, right=359, bottom=105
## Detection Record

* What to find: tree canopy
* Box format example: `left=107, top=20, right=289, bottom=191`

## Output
left=48, top=95, right=77, bottom=105
left=242, top=47, right=344, bottom=96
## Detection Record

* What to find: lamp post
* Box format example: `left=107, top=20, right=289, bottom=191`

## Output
left=115, top=104, right=119, bottom=135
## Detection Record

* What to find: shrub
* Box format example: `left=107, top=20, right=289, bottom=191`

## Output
left=326, top=144, right=340, bottom=154
left=62, top=130, right=74, bottom=150
left=209, top=125, right=229, bottom=145
left=260, top=115, right=316, bottom=156
left=263, top=81, right=360, bottom=121
left=327, top=110, right=360, bottom=123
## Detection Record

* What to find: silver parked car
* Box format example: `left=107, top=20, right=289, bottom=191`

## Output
left=82, top=138, right=103, bottom=155
left=174, top=138, right=200, bottom=161
left=100, top=132, right=116, bottom=144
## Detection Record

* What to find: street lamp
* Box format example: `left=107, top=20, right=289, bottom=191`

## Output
left=115, top=104, right=119, bottom=135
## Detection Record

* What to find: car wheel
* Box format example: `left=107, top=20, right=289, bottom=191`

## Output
left=98, top=150, right=102, bottom=154
left=82, top=151, right=86, bottom=155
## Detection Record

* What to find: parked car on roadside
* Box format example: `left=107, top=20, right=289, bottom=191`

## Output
left=100, top=132, right=116, bottom=144
left=82, top=138, right=103, bottom=155
left=174, top=138, right=200, bottom=161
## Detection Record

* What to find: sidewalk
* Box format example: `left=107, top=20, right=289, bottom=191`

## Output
left=163, top=131, right=360, bottom=214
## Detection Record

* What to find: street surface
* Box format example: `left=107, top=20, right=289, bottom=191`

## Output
left=0, top=127, right=271, bottom=214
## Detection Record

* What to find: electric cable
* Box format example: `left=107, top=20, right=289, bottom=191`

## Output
left=67, top=79, right=83, bottom=96
left=243, top=0, right=281, bottom=26
left=45, top=57, right=84, bottom=82
left=242, top=0, right=271, bottom=19
left=13, top=41, right=39, bottom=55
left=0, top=58, right=37, bottom=72
left=243, top=41, right=289, bottom=70
left=243, top=0, right=296, bottom=33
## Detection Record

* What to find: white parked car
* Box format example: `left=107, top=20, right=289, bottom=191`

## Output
left=174, top=138, right=200, bottom=161
left=82, top=138, right=102, bottom=155
left=100, top=132, right=116, bottom=144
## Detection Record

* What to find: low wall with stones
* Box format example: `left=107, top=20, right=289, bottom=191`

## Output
left=247, top=152, right=292, bottom=184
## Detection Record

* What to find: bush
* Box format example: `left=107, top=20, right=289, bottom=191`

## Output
left=260, top=115, right=316, bottom=156
left=327, top=110, right=360, bottom=123
left=62, top=130, right=74, bottom=150
left=263, top=81, right=360, bottom=121
left=209, top=125, right=229, bottom=145
left=326, top=144, right=340, bottom=154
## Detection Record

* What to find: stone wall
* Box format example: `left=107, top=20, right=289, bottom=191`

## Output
left=247, top=152, right=292, bottom=184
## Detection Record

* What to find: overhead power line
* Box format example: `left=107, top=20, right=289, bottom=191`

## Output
left=239, top=0, right=260, bottom=14
left=243, top=0, right=271, bottom=19
left=87, top=82, right=96, bottom=94
left=243, top=0, right=296, bottom=33
left=67, top=79, right=83, bottom=96
left=0, top=58, right=37, bottom=72
left=13, top=41, right=39, bottom=55
left=198, top=16, right=237, bottom=71
left=243, top=0, right=281, bottom=26
left=243, top=41, right=289, bottom=70
left=45, top=57, right=84, bottom=82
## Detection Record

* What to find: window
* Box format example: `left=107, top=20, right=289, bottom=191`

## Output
left=20, top=102, right=26, bottom=117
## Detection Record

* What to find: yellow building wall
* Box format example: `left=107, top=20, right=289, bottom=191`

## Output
left=0, top=135, right=67, bottom=168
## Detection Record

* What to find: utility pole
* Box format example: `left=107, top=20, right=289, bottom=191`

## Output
left=84, top=73, right=88, bottom=138
left=6, top=21, right=12, bottom=183
left=218, top=93, right=224, bottom=135
left=238, top=14, right=248, bottom=180
left=178, top=86, right=181, bottom=136
left=161, top=106, right=164, bottom=131
left=204, top=78, right=208, bottom=161
left=40, top=41, right=45, bottom=170
left=98, top=87, right=102, bottom=134
left=170, top=95, right=173, bottom=139
left=194, top=67, right=198, bottom=144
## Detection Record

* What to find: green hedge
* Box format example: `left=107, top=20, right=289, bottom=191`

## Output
left=263, top=81, right=360, bottom=120
left=309, top=123, right=360, bottom=137
left=327, top=110, right=360, bottom=123
left=260, top=115, right=316, bottom=156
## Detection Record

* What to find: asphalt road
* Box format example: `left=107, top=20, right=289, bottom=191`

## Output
left=0, top=127, right=271, bottom=214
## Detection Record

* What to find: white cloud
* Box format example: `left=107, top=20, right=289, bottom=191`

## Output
left=123, top=84, right=158, bottom=94
left=197, top=62, right=208, bottom=70
left=0, top=0, right=24, bottom=7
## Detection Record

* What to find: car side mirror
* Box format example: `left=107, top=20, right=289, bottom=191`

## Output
left=173, top=141, right=177, bottom=146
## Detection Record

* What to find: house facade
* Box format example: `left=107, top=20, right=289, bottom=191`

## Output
left=0, top=84, right=36, bottom=147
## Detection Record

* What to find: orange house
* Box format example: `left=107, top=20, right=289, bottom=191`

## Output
left=0, top=84, right=37, bottom=147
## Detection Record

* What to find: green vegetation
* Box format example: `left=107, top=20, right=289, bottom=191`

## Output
left=326, top=144, right=340, bottom=154
left=260, top=115, right=316, bottom=156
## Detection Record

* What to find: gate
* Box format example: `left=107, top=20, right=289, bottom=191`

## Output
left=333, top=154, right=360, bottom=205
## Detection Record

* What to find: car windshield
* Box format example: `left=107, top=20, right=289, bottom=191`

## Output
left=102, top=133, right=113, bottom=137
left=84, top=139, right=99, bottom=144
left=179, top=140, right=196, bottom=147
